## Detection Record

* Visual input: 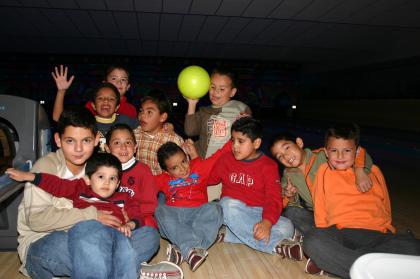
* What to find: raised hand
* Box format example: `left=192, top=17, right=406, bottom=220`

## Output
left=284, top=177, right=298, bottom=198
left=51, top=65, right=75, bottom=91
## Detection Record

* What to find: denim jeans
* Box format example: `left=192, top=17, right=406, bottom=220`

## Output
left=304, top=226, right=420, bottom=279
left=220, top=197, right=294, bottom=253
left=68, top=220, right=137, bottom=279
left=26, top=231, right=72, bottom=279
left=130, top=225, right=160, bottom=273
left=283, top=206, right=314, bottom=235
left=155, top=202, right=223, bottom=258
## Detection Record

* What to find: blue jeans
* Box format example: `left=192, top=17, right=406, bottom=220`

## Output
left=155, top=202, right=223, bottom=258
left=130, top=225, right=160, bottom=273
left=68, top=220, right=137, bottom=279
left=220, top=197, right=294, bottom=253
left=26, top=231, right=72, bottom=279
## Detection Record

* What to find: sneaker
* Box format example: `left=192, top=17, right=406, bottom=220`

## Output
left=187, top=248, right=208, bottom=272
left=274, top=239, right=303, bottom=261
left=216, top=226, right=226, bottom=243
left=140, top=261, right=184, bottom=279
left=166, top=243, right=183, bottom=265
left=291, top=228, right=304, bottom=243
left=305, top=258, right=325, bottom=275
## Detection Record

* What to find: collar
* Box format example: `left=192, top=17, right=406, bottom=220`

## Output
left=95, top=113, right=117, bottom=124
left=122, top=157, right=136, bottom=171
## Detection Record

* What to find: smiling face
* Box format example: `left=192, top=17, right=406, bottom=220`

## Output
left=209, top=73, right=237, bottom=107
left=106, top=129, right=137, bottom=164
left=55, top=126, right=99, bottom=175
left=270, top=138, right=305, bottom=168
left=106, top=68, right=130, bottom=96
left=138, top=99, right=167, bottom=134
left=231, top=131, right=261, bottom=161
left=325, top=137, right=357, bottom=170
left=85, top=166, right=120, bottom=198
left=92, top=87, right=119, bottom=118
left=164, top=151, right=190, bottom=179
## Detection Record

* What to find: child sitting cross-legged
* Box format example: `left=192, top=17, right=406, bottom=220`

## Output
left=208, top=117, right=297, bottom=258
left=154, top=139, right=232, bottom=271
left=8, top=153, right=140, bottom=278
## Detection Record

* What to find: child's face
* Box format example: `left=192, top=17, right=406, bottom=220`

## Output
left=138, top=100, right=167, bottom=134
left=209, top=73, right=237, bottom=107
left=231, top=131, right=261, bottom=161
left=164, top=151, right=190, bottom=179
left=325, top=137, right=357, bottom=170
left=55, top=126, right=99, bottom=174
left=86, top=166, right=120, bottom=198
left=106, top=68, right=130, bottom=96
left=92, top=87, right=119, bottom=118
left=106, top=129, right=137, bottom=164
left=271, top=138, right=305, bottom=168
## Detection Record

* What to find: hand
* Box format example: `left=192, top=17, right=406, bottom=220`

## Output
left=253, top=219, right=272, bottom=243
left=97, top=210, right=122, bottom=228
left=355, top=168, right=373, bottom=193
left=284, top=177, right=298, bottom=198
left=162, top=122, right=174, bottom=133
left=121, top=208, right=130, bottom=223
left=51, top=65, right=75, bottom=91
left=117, top=223, right=133, bottom=237
left=185, top=97, right=199, bottom=115
left=236, top=111, right=251, bottom=119
left=183, top=139, right=198, bottom=159
left=6, top=168, right=35, bottom=182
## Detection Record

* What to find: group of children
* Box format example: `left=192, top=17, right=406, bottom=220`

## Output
left=7, top=64, right=420, bottom=279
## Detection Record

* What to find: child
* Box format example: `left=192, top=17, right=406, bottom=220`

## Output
left=91, top=82, right=138, bottom=150
left=104, top=123, right=160, bottom=268
left=303, top=124, right=420, bottom=278
left=52, top=64, right=137, bottom=121
left=270, top=132, right=373, bottom=236
left=184, top=67, right=251, bottom=159
left=9, top=153, right=142, bottom=278
left=134, top=89, right=184, bottom=175
left=208, top=117, right=295, bottom=257
left=154, top=139, right=231, bottom=271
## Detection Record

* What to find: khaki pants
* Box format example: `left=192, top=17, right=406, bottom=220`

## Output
left=207, top=183, right=222, bottom=201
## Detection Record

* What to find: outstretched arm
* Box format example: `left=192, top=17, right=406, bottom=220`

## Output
left=51, top=65, right=75, bottom=121
left=6, top=168, right=35, bottom=182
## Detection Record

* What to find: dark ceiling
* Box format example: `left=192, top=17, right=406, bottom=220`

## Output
left=1, top=0, right=420, bottom=72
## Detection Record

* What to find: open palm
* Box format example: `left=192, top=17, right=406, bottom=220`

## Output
left=51, top=64, right=75, bottom=91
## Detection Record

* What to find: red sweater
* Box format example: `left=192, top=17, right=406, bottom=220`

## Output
left=34, top=173, right=142, bottom=228
left=155, top=141, right=232, bottom=207
left=208, top=152, right=283, bottom=225
left=118, top=160, right=158, bottom=228
left=85, top=95, right=137, bottom=119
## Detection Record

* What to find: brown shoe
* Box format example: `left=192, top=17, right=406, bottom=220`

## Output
left=274, top=239, right=303, bottom=261
left=187, top=248, right=208, bottom=272
left=305, top=258, right=325, bottom=275
left=166, top=244, right=183, bottom=266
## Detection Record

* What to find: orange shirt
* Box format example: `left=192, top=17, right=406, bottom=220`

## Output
left=312, top=163, right=395, bottom=233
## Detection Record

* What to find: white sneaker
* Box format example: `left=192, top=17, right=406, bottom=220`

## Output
left=140, top=261, right=184, bottom=279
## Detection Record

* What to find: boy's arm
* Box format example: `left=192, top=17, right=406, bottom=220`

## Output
left=354, top=147, right=373, bottom=192
left=261, top=165, right=283, bottom=226
left=51, top=65, right=75, bottom=122
left=184, top=99, right=201, bottom=136
left=312, top=164, right=329, bottom=228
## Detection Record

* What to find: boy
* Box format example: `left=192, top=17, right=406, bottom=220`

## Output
left=154, top=139, right=231, bottom=271
left=208, top=117, right=295, bottom=257
left=52, top=64, right=137, bottom=121
left=303, top=124, right=420, bottom=278
left=134, top=89, right=184, bottom=175
left=9, top=153, right=140, bottom=278
left=105, top=124, right=161, bottom=268
left=184, top=67, right=251, bottom=159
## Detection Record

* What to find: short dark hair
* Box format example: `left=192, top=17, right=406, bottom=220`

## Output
left=269, top=132, right=297, bottom=149
left=324, top=123, right=360, bottom=147
left=231, top=117, right=262, bottom=142
left=105, top=123, right=135, bottom=144
left=157, top=142, right=185, bottom=171
left=104, top=65, right=130, bottom=82
left=85, top=152, right=122, bottom=180
left=212, top=67, right=237, bottom=88
left=56, top=107, right=98, bottom=136
left=140, top=89, right=171, bottom=114
left=91, top=82, right=121, bottom=106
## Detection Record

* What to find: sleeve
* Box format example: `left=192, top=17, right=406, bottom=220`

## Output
left=85, top=101, right=96, bottom=115
left=133, top=167, right=158, bottom=228
left=200, top=140, right=232, bottom=178
left=207, top=154, right=226, bottom=186
left=24, top=183, right=97, bottom=232
left=244, top=105, right=252, bottom=115
left=354, top=147, right=373, bottom=174
left=34, top=173, right=82, bottom=199
left=184, top=109, right=202, bottom=136
left=312, top=165, right=329, bottom=228
left=261, top=164, right=283, bottom=225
